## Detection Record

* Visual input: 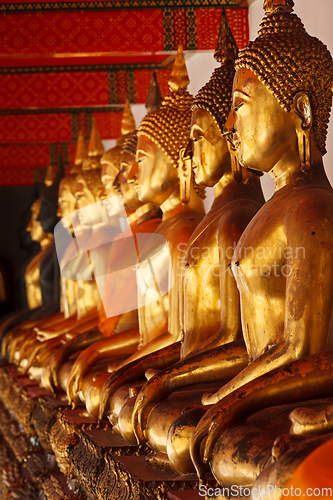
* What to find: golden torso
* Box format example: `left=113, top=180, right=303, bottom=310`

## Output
left=138, top=206, right=204, bottom=347
left=233, top=182, right=333, bottom=362
left=24, top=238, right=52, bottom=309
left=61, top=276, right=77, bottom=318
left=180, top=200, right=227, bottom=356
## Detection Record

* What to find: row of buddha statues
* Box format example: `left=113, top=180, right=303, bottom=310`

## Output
left=1, top=0, right=333, bottom=495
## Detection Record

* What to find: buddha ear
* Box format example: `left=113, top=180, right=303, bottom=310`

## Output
left=293, top=92, right=313, bottom=129
left=293, top=92, right=313, bottom=172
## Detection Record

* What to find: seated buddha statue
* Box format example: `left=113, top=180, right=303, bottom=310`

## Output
left=31, top=162, right=110, bottom=378
left=63, top=135, right=164, bottom=416
left=64, top=46, right=206, bottom=420
left=25, top=198, right=53, bottom=310
left=13, top=139, right=88, bottom=369
left=193, top=346, right=333, bottom=496
left=1, top=160, right=65, bottom=361
left=35, top=100, right=160, bottom=396
left=31, top=119, right=107, bottom=347
left=102, top=11, right=264, bottom=469
left=58, top=131, right=87, bottom=321
left=187, top=0, right=333, bottom=487
left=27, top=131, right=86, bottom=340
left=42, top=81, right=164, bottom=410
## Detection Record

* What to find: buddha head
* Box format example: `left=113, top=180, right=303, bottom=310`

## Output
left=136, top=45, right=205, bottom=206
left=58, top=130, right=86, bottom=221
left=119, top=131, right=142, bottom=210
left=191, top=8, right=238, bottom=188
left=74, top=118, right=106, bottom=226
left=27, top=199, right=48, bottom=243
left=57, top=175, right=77, bottom=220
left=100, top=147, right=121, bottom=201
left=227, top=0, right=333, bottom=174
left=75, top=157, right=105, bottom=226
left=38, top=158, right=64, bottom=234
left=101, top=99, right=137, bottom=215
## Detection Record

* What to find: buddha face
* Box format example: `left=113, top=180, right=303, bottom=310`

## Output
left=100, top=161, right=119, bottom=199
left=227, top=68, right=298, bottom=173
left=75, top=174, right=102, bottom=227
left=191, top=108, right=230, bottom=187
left=136, top=135, right=177, bottom=206
left=119, top=151, right=142, bottom=210
left=27, top=210, right=46, bottom=243
left=58, top=183, right=76, bottom=219
left=101, top=162, right=120, bottom=217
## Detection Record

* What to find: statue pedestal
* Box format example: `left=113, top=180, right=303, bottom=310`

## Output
left=0, top=361, right=206, bottom=499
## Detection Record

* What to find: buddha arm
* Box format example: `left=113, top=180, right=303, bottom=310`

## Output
left=190, top=348, right=333, bottom=484
left=41, top=327, right=105, bottom=392
left=202, top=219, right=333, bottom=407
left=66, top=327, right=140, bottom=407
left=182, top=206, right=255, bottom=358
left=23, top=333, right=68, bottom=372
left=36, top=307, right=98, bottom=340
left=1, top=312, right=47, bottom=356
left=98, top=341, right=182, bottom=422
left=65, top=315, right=99, bottom=338
left=131, top=339, right=248, bottom=444
left=32, top=310, right=66, bottom=329
left=118, top=331, right=175, bottom=365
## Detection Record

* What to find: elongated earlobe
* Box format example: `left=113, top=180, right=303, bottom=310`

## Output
left=178, top=146, right=192, bottom=203
left=227, top=137, right=242, bottom=183
left=294, top=93, right=313, bottom=173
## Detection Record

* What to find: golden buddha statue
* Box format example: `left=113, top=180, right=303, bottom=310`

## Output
left=17, top=124, right=107, bottom=379
left=34, top=120, right=106, bottom=342
left=34, top=159, right=107, bottom=379
left=45, top=83, right=161, bottom=407
left=25, top=198, right=53, bottom=310
left=7, top=134, right=89, bottom=374
left=13, top=171, right=81, bottom=373
left=187, top=0, right=333, bottom=487
left=64, top=133, right=163, bottom=417
left=65, top=47, right=206, bottom=421
left=1, top=163, right=65, bottom=363
left=57, top=136, right=86, bottom=320
left=37, top=102, right=148, bottom=398
left=109, top=11, right=264, bottom=470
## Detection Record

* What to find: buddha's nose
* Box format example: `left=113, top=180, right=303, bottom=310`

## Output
left=223, top=109, right=235, bottom=137
left=128, top=160, right=138, bottom=183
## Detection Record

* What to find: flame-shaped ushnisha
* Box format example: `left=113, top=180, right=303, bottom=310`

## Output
left=192, top=7, right=238, bottom=135
left=70, top=130, right=87, bottom=174
left=88, top=117, right=105, bottom=158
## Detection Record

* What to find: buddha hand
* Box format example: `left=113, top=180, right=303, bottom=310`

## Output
left=190, top=387, right=255, bottom=484
left=2, top=329, right=16, bottom=358
left=22, top=341, right=44, bottom=373
left=98, top=343, right=181, bottom=424
left=67, top=348, right=94, bottom=408
left=41, top=363, right=57, bottom=396
left=35, top=327, right=62, bottom=342
left=289, top=405, right=333, bottom=436
left=42, top=345, right=72, bottom=394
left=131, top=372, right=171, bottom=444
